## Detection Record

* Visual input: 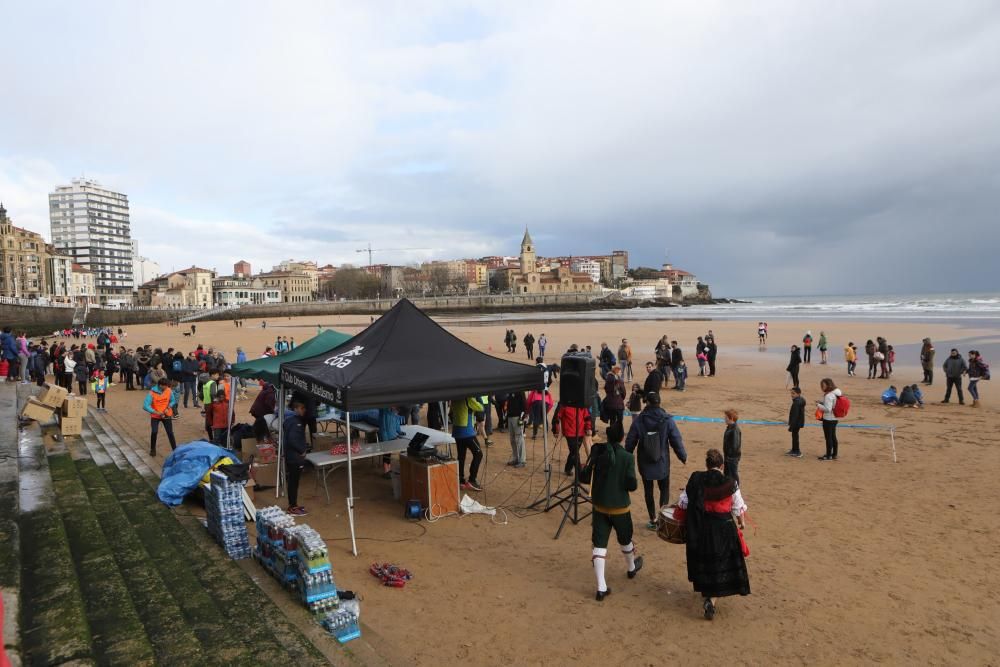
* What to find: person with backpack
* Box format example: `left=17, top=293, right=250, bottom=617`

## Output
left=786, top=387, right=806, bottom=457
left=802, top=331, right=813, bottom=363
left=816, top=378, right=844, bottom=461
left=625, top=392, right=687, bottom=530
left=580, top=422, right=642, bottom=602
left=941, top=348, right=968, bottom=405
left=722, top=409, right=742, bottom=484
left=144, top=378, right=177, bottom=457
left=967, top=350, right=989, bottom=408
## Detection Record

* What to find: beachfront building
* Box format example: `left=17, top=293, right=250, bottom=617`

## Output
left=136, top=266, right=215, bottom=308
left=45, top=245, right=74, bottom=303
left=273, top=259, right=319, bottom=296
left=212, top=275, right=282, bottom=307
left=71, top=263, right=97, bottom=304
left=508, top=229, right=599, bottom=295
left=130, top=240, right=161, bottom=289
left=570, top=259, right=601, bottom=284
left=49, top=178, right=134, bottom=304
left=0, top=204, right=48, bottom=299
left=257, top=270, right=313, bottom=303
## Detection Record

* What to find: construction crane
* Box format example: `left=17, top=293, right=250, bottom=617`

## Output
left=355, top=242, right=431, bottom=267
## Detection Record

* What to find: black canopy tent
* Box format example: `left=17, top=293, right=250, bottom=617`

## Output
left=279, top=298, right=545, bottom=554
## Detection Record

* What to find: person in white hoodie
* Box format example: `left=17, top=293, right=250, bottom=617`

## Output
left=816, top=378, right=841, bottom=461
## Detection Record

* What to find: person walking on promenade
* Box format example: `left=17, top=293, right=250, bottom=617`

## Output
left=787, top=345, right=802, bottom=388
left=818, top=331, right=829, bottom=365
left=967, top=350, right=989, bottom=408
left=920, top=338, right=936, bottom=385
left=786, top=387, right=805, bottom=457
left=941, top=348, right=968, bottom=405
left=524, top=332, right=535, bottom=360
left=802, top=331, right=813, bottom=364
left=816, top=378, right=842, bottom=461
left=625, top=392, right=687, bottom=530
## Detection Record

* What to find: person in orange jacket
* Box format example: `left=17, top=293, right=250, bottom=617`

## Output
left=143, top=378, right=177, bottom=456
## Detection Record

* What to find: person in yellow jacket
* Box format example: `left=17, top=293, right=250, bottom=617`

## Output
left=451, top=396, right=485, bottom=491
left=844, top=342, right=858, bottom=377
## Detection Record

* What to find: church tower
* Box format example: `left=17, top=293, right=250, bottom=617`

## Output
left=520, top=228, right=537, bottom=275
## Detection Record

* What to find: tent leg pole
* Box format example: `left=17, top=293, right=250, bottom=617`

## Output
left=347, top=412, right=358, bottom=556
left=529, top=384, right=553, bottom=510
left=276, top=385, right=284, bottom=499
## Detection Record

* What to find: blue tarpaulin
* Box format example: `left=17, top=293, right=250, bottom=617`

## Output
left=157, top=441, right=242, bottom=506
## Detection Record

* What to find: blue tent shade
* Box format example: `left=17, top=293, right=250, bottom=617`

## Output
left=229, top=329, right=353, bottom=384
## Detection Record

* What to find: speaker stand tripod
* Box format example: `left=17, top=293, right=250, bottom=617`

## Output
left=549, top=473, right=592, bottom=539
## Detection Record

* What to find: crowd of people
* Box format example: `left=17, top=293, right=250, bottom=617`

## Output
left=1, top=317, right=992, bottom=620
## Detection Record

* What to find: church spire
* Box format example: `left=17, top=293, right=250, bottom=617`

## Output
left=521, top=227, right=533, bottom=248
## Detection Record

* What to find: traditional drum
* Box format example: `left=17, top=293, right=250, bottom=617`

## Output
left=656, top=504, right=686, bottom=544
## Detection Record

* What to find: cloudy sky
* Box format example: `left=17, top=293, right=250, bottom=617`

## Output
left=2, top=1, right=998, bottom=296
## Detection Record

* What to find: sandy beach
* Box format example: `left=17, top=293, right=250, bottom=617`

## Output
left=85, top=313, right=999, bottom=665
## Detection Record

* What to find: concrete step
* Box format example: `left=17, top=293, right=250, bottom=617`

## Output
left=73, top=431, right=206, bottom=665
left=46, top=438, right=157, bottom=664
left=16, top=421, right=95, bottom=665
left=82, top=414, right=327, bottom=664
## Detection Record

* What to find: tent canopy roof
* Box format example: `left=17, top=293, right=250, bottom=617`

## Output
left=280, top=299, right=542, bottom=410
left=230, top=329, right=353, bottom=384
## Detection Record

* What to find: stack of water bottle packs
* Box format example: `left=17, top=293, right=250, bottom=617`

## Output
left=254, top=506, right=299, bottom=584
left=252, top=507, right=361, bottom=643
left=206, top=471, right=251, bottom=559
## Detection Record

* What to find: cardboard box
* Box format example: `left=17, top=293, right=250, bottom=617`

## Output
left=21, top=397, right=57, bottom=423
left=60, top=416, right=83, bottom=437
left=242, top=438, right=277, bottom=465
left=37, top=383, right=69, bottom=409
left=253, top=462, right=278, bottom=488
left=62, top=396, right=88, bottom=418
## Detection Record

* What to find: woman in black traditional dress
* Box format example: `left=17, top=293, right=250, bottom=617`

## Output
left=679, top=448, right=750, bottom=620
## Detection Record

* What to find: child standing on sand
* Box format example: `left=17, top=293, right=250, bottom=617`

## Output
left=94, top=370, right=108, bottom=412
left=696, top=348, right=708, bottom=376
left=786, top=387, right=805, bottom=457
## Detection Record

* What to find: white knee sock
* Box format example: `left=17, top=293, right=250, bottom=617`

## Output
left=592, top=548, right=608, bottom=591
left=622, top=542, right=636, bottom=572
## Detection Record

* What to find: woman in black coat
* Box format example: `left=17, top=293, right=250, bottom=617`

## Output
left=602, top=367, right=626, bottom=427
left=786, top=345, right=802, bottom=388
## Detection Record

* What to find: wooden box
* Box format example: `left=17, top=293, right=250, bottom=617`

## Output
left=399, top=455, right=460, bottom=517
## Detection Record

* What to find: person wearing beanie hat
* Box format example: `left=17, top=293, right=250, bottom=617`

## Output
left=580, top=421, right=641, bottom=601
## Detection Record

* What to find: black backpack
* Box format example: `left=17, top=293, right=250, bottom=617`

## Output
left=639, top=424, right=662, bottom=465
